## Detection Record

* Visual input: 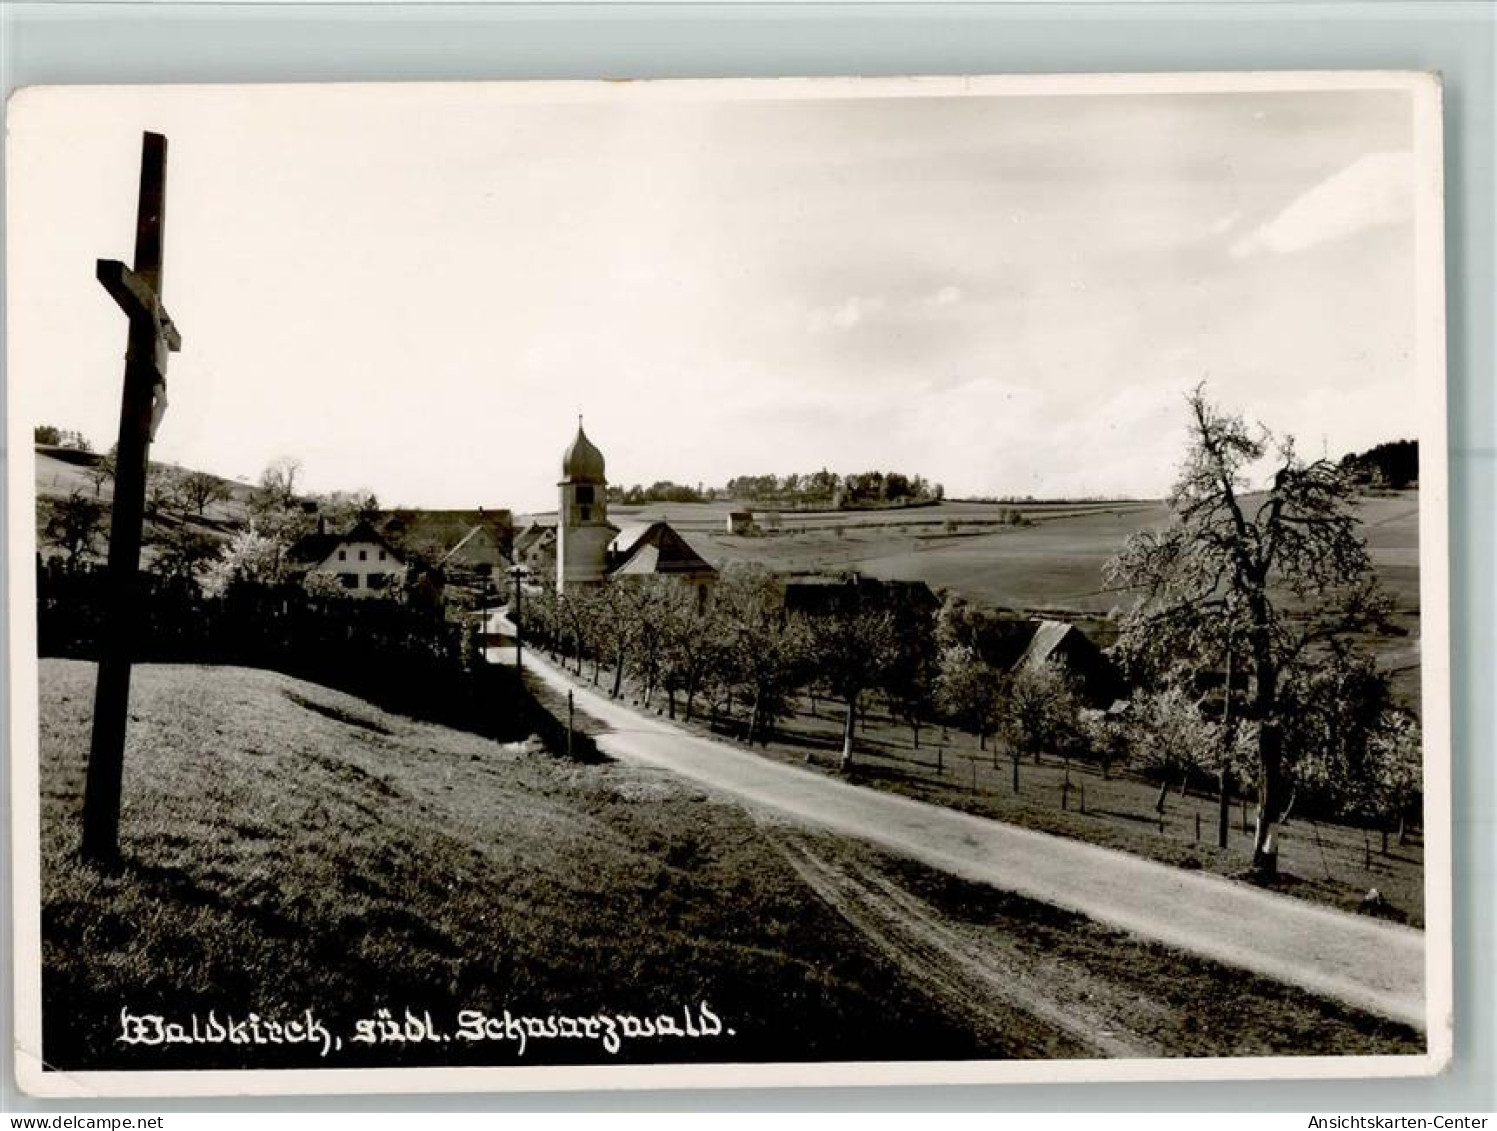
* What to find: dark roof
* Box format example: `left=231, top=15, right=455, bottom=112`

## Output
left=1014, top=620, right=1075, bottom=671
left=514, top=523, right=556, bottom=564
left=443, top=524, right=511, bottom=570
left=1009, top=618, right=1126, bottom=706
left=288, top=519, right=405, bottom=566
left=784, top=573, right=939, bottom=615
left=607, top=521, right=716, bottom=580
left=376, top=509, right=512, bottom=556
left=286, top=531, right=343, bottom=565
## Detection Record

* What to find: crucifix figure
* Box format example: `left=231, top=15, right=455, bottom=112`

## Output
left=82, top=131, right=183, bottom=865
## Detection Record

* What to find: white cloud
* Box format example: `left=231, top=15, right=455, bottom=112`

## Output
left=808, top=295, right=886, bottom=331
left=927, top=284, right=964, bottom=306
left=1230, top=150, right=1413, bottom=259
left=1207, top=211, right=1240, bottom=237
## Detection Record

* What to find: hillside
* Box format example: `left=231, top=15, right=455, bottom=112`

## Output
left=38, top=660, right=982, bottom=1069
left=37, top=660, right=1421, bottom=1071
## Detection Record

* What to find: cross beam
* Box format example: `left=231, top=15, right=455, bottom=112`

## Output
left=82, top=131, right=183, bottom=866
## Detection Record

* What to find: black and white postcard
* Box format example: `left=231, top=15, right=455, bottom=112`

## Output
left=5, top=72, right=1451, bottom=1096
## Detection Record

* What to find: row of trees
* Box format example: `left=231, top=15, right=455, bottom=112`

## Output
left=605, top=480, right=709, bottom=505
left=721, top=469, right=945, bottom=509
left=522, top=566, right=963, bottom=761
left=602, top=469, right=949, bottom=509
left=520, top=560, right=1417, bottom=855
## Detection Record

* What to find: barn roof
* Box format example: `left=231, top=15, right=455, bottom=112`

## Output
left=608, top=522, right=653, bottom=558
left=442, top=524, right=512, bottom=570
left=375, top=508, right=512, bottom=556
left=1014, top=619, right=1075, bottom=671
left=608, top=521, right=716, bottom=580
left=513, top=522, right=555, bottom=557
left=784, top=572, right=939, bottom=615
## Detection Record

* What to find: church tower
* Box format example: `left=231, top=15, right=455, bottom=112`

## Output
left=557, top=419, right=614, bottom=592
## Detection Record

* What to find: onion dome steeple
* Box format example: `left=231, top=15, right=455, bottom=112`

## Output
left=561, top=416, right=606, bottom=484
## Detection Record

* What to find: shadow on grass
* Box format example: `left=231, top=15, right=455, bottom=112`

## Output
left=1089, top=807, right=1163, bottom=827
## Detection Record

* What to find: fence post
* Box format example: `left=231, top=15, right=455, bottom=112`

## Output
left=567, top=690, right=574, bottom=758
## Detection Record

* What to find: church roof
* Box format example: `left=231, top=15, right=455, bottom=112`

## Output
left=561, top=422, right=606, bottom=484
left=608, top=521, right=717, bottom=580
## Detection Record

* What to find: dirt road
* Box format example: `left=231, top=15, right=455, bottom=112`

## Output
left=519, top=649, right=1427, bottom=1030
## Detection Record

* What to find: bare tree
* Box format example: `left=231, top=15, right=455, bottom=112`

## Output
left=1105, top=387, right=1390, bottom=875
left=176, top=470, right=232, bottom=517
left=86, top=446, right=117, bottom=498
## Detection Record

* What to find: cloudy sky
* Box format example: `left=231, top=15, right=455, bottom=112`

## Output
left=7, top=77, right=1434, bottom=512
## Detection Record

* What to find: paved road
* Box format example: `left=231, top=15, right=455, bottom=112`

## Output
left=519, top=651, right=1427, bottom=1030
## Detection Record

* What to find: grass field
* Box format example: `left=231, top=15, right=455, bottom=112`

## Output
left=36, top=659, right=1421, bottom=1070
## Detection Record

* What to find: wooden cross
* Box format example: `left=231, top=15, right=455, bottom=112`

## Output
left=82, top=132, right=183, bottom=866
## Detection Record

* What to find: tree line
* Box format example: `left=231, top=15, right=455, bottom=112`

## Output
left=603, top=469, right=945, bottom=509
left=1339, top=439, right=1417, bottom=490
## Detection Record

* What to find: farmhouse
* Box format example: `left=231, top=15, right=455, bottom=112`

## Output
left=441, top=523, right=512, bottom=585
left=289, top=519, right=405, bottom=596
left=555, top=421, right=717, bottom=594
left=377, top=507, right=513, bottom=563
left=1011, top=619, right=1126, bottom=706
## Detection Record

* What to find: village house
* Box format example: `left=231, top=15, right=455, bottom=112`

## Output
left=511, top=521, right=557, bottom=577
left=441, top=522, right=513, bottom=587
left=376, top=507, right=513, bottom=565
left=289, top=518, right=406, bottom=596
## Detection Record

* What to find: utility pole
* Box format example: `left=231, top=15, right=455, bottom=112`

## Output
left=509, top=565, right=524, bottom=674
left=1218, top=638, right=1234, bottom=851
